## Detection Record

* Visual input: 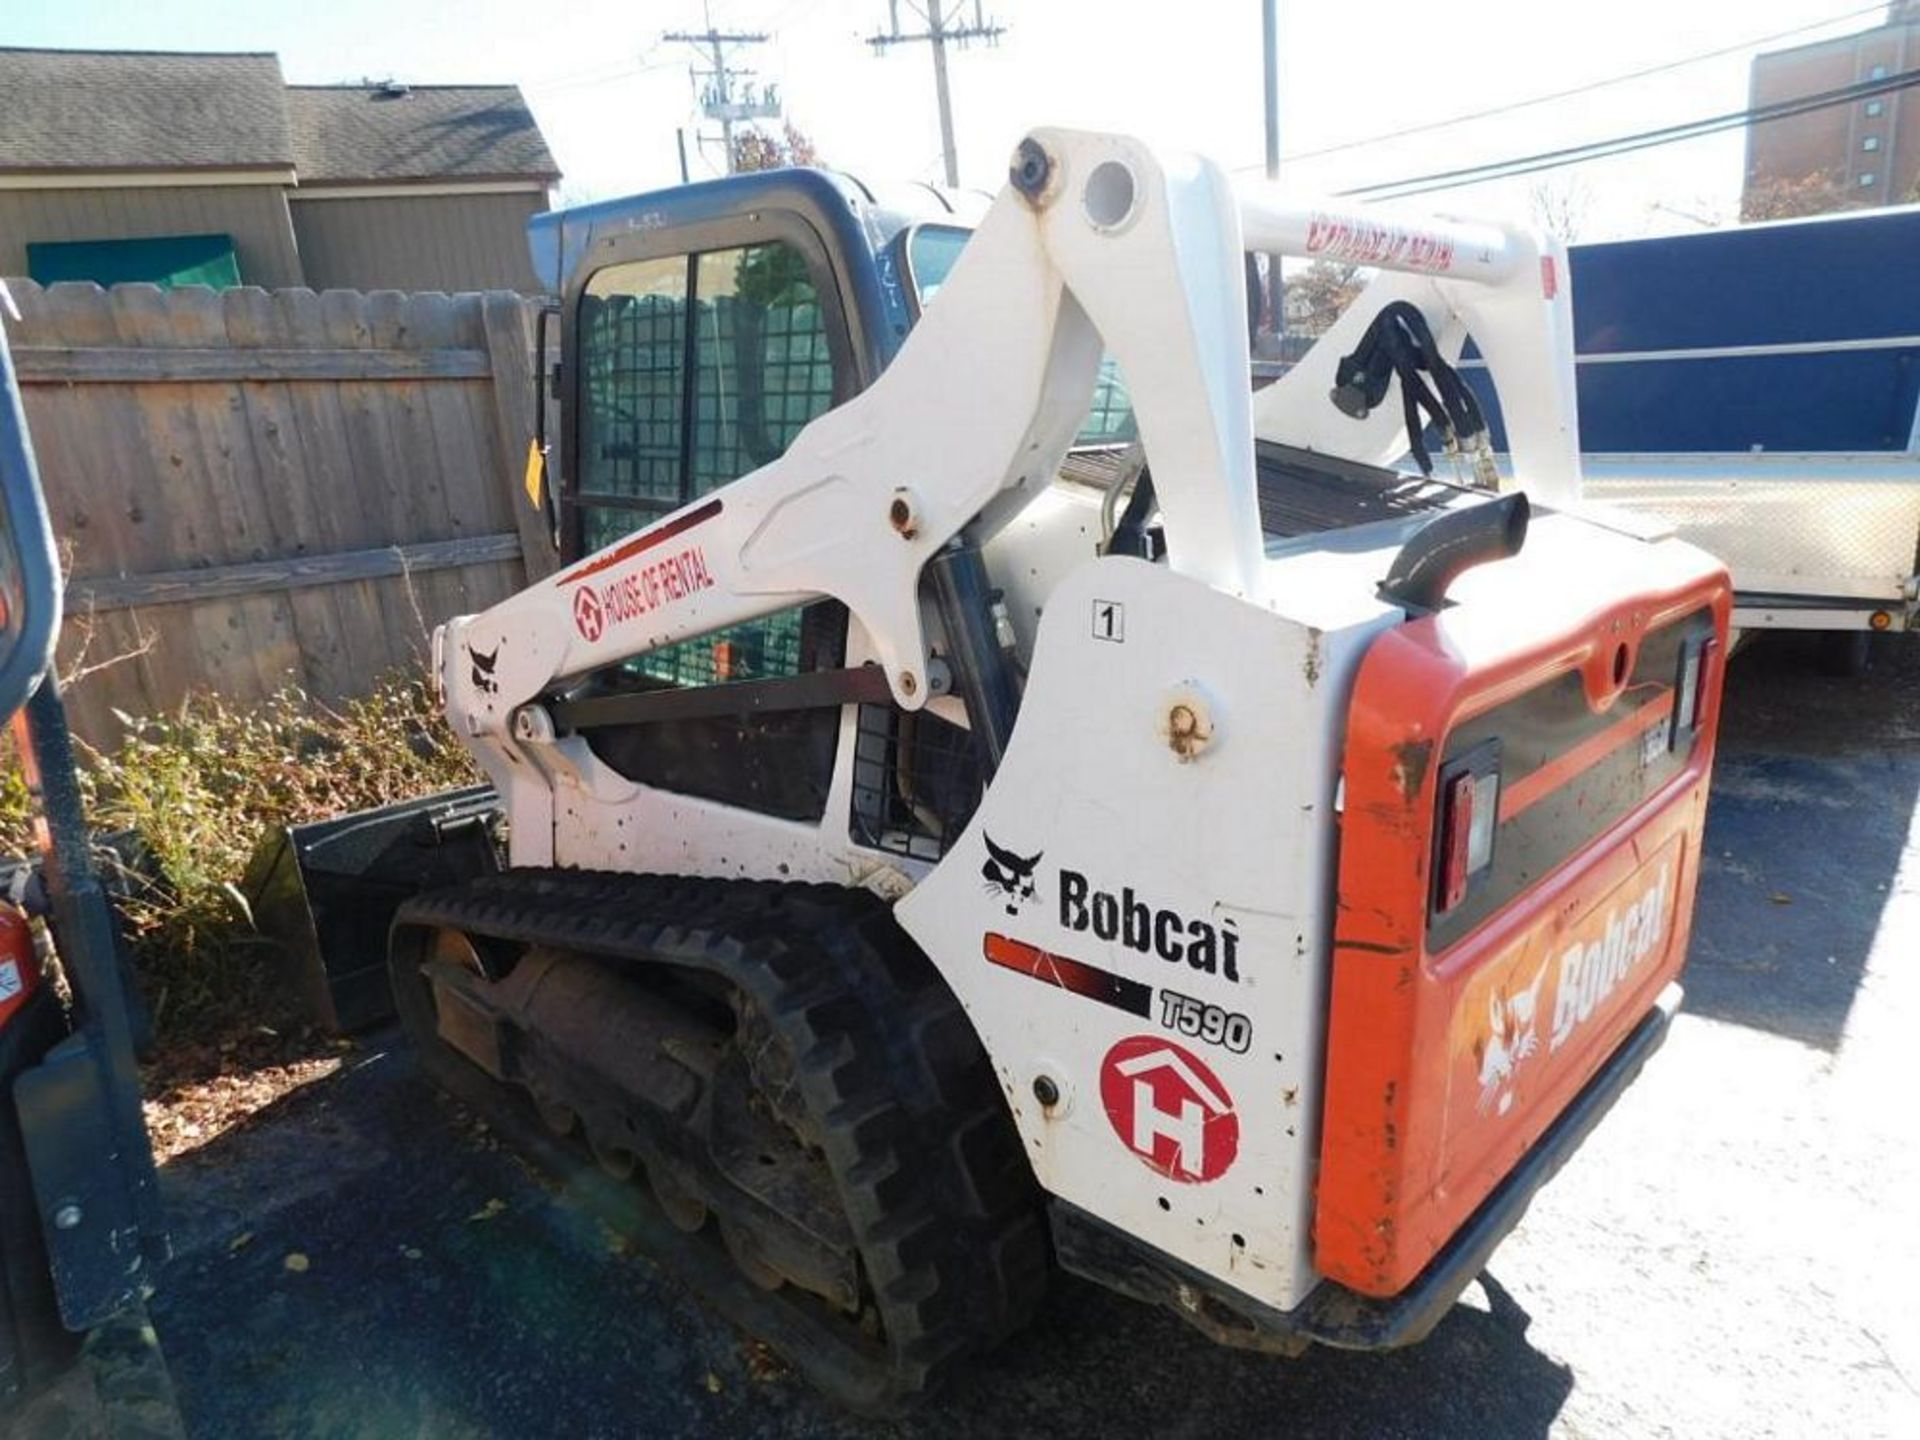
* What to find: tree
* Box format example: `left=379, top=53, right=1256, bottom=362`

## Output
left=1285, top=260, right=1368, bottom=337
left=1739, top=170, right=1865, bottom=223
left=731, top=122, right=823, bottom=175
left=1529, top=177, right=1592, bottom=243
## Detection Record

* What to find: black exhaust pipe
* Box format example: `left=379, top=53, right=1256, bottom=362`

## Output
left=1378, top=493, right=1530, bottom=612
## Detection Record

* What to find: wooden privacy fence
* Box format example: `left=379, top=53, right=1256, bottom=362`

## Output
left=2, top=280, right=556, bottom=744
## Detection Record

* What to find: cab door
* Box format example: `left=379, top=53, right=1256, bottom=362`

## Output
left=547, top=209, right=865, bottom=827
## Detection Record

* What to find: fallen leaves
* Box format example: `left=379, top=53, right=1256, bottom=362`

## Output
left=141, top=1027, right=344, bottom=1164
left=599, top=1222, right=633, bottom=1259
left=740, top=1341, right=786, bottom=1384
left=282, top=1252, right=310, bottom=1274
left=466, top=1198, right=507, bottom=1223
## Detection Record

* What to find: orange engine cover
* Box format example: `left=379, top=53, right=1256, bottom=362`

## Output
left=1315, top=559, right=1730, bottom=1298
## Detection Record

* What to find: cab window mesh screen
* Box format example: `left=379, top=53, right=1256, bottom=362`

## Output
left=578, top=253, right=687, bottom=506
left=1081, top=357, right=1138, bottom=444
left=690, top=244, right=835, bottom=493
left=850, top=704, right=981, bottom=860
left=575, top=240, right=836, bottom=691
left=624, top=612, right=807, bottom=689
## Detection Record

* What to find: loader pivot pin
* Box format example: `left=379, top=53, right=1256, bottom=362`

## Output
left=1011, top=139, right=1053, bottom=202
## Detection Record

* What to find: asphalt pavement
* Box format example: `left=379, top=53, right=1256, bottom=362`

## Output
left=145, top=632, right=1920, bottom=1440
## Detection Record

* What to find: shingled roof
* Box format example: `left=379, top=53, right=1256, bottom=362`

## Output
left=287, top=85, right=559, bottom=186
left=0, top=50, right=557, bottom=187
left=0, top=48, right=294, bottom=173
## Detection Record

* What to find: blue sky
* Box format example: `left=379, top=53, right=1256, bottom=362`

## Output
left=2, top=1, right=1897, bottom=238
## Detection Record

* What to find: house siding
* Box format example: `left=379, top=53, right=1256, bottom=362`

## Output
left=0, top=183, right=304, bottom=286
left=290, top=191, right=548, bottom=293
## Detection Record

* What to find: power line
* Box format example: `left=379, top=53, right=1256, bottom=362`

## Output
left=523, top=52, right=680, bottom=97
left=1342, top=64, right=1920, bottom=201
left=869, top=1, right=1005, bottom=187
left=1256, top=1, right=1888, bottom=170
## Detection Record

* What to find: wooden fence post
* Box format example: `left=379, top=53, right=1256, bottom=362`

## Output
left=479, top=290, right=559, bottom=583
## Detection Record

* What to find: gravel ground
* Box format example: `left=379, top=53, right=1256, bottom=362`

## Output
left=144, top=632, right=1920, bottom=1439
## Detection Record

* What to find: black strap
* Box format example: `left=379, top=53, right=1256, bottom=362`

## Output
left=1330, top=301, right=1486, bottom=475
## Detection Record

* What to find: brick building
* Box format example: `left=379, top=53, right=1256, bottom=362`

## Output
left=1744, top=2, right=1920, bottom=212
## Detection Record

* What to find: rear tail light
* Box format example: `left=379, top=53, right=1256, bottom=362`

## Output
left=1673, top=635, right=1718, bottom=743
left=1435, top=746, right=1501, bottom=914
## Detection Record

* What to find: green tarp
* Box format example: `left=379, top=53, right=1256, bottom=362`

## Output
left=25, top=233, right=241, bottom=289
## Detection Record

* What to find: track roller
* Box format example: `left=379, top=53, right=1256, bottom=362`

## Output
left=720, top=1217, right=784, bottom=1292
left=648, top=1164, right=709, bottom=1234
left=532, top=1092, right=576, bottom=1137
left=587, top=1130, right=638, bottom=1180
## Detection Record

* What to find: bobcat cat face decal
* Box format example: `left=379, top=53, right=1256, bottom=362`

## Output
left=1477, top=963, right=1549, bottom=1116
left=981, top=833, right=1043, bottom=917
left=468, top=642, right=501, bottom=696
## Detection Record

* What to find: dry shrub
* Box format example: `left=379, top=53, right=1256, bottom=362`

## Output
left=0, top=675, right=479, bottom=1047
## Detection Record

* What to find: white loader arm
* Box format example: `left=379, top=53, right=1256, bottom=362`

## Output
left=443, top=128, right=1581, bottom=746
left=447, top=128, right=1266, bottom=737
left=1248, top=202, right=1582, bottom=499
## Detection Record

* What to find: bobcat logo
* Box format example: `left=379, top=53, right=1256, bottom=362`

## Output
left=468, top=643, right=500, bottom=696
left=981, top=833, right=1043, bottom=917
left=1478, top=963, right=1549, bottom=1116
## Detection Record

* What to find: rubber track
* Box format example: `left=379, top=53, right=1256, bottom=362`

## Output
left=393, top=869, right=1050, bottom=1412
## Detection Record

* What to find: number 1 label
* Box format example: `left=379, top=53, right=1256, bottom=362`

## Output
left=1092, top=600, right=1125, bottom=643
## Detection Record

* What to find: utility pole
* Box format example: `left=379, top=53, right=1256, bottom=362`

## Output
left=868, top=1, right=1005, bottom=187
left=665, top=26, right=780, bottom=174
left=1260, top=0, right=1284, bottom=341
left=1261, top=0, right=1281, bottom=185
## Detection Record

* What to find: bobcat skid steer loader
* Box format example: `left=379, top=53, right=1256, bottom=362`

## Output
left=391, top=128, right=1729, bottom=1411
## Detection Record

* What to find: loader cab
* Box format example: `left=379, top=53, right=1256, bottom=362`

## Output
left=529, top=171, right=988, bottom=827
left=532, top=168, right=974, bottom=567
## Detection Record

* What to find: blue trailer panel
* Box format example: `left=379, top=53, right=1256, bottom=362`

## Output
left=1472, top=207, right=1920, bottom=632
